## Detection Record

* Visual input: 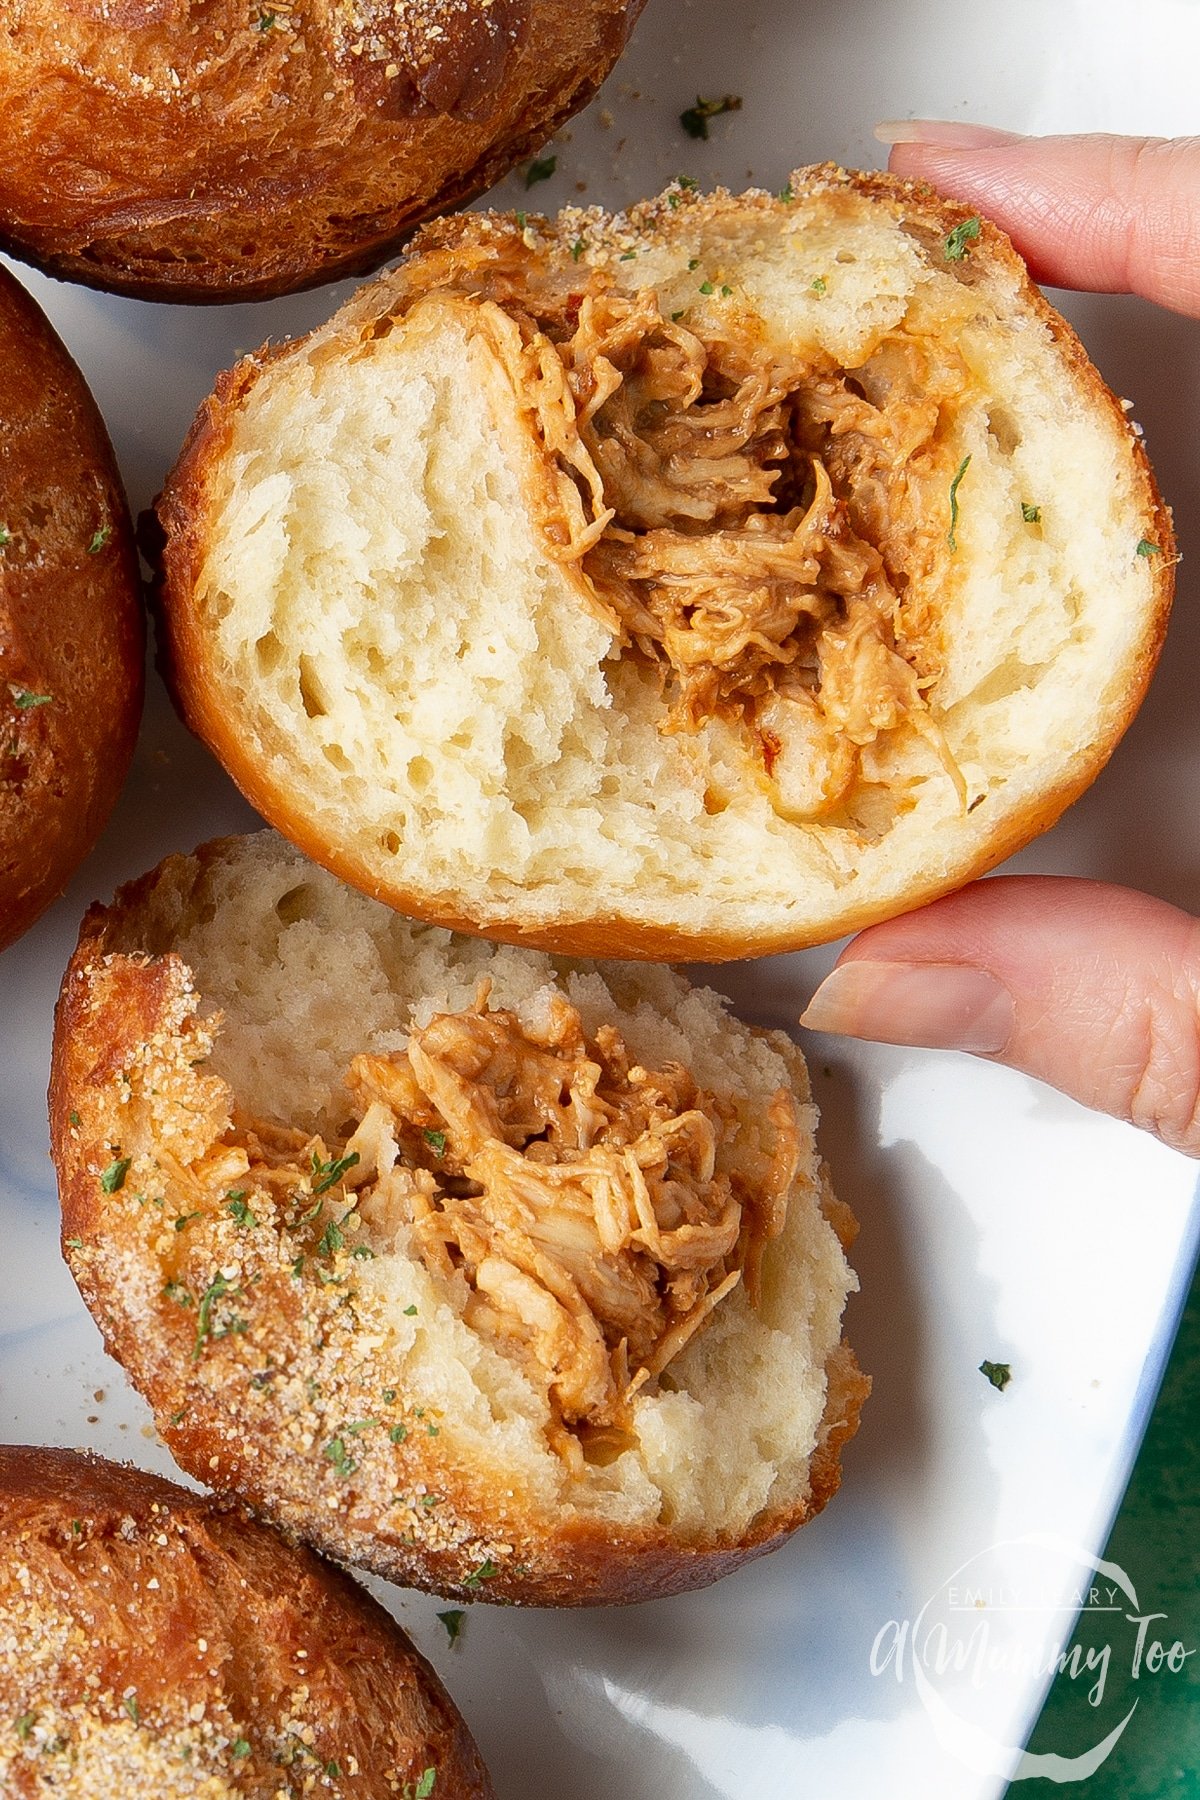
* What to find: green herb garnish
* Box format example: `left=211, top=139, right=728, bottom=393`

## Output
left=256, top=8, right=276, bottom=26
left=345, top=1418, right=377, bottom=1435
left=947, top=454, right=971, bottom=551
left=979, top=1359, right=1012, bottom=1391
left=352, top=1244, right=375, bottom=1259
left=944, top=215, right=981, bottom=262
left=193, top=1273, right=242, bottom=1359
left=164, top=1279, right=195, bottom=1308
left=390, top=1424, right=408, bottom=1443
left=1021, top=502, right=1042, bottom=524
left=69, top=1110, right=81, bottom=1128
left=232, top=1740, right=252, bottom=1758
left=1136, top=538, right=1161, bottom=557
left=0, top=526, right=10, bottom=549
left=437, top=1609, right=465, bottom=1645
left=173, top=1211, right=203, bottom=1232
left=123, top=1694, right=140, bottom=1725
left=86, top=525, right=111, bottom=555
left=423, top=1129, right=447, bottom=1157
left=698, top=280, right=714, bottom=296
left=403, top=1303, right=418, bottom=1317
left=100, top=1157, right=131, bottom=1194
left=676, top=174, right=698, bottom=191
left=524, top=154, right=557, bottom=189
left=324, top=1437, right=357, bottom=1478
left=318, top=1216, right=345, bottom=1257
left=326, top=1764, right=341, bottom=1781
left=64, top=1236, right=83, bottom=1249
left=404, top=1772, right=437, bottom=1800
left=679, top=94, right=742, bottom=140
left=227, top=1192, right=257, bottom=1227
left=463, top=1557, right=499, bottom=1589
left=570, top=238, right=584, bottom=262
left=11, top=689, right=52, bottom=709
left=16, top=1713, right=36, bottom=1739
left=778, top=182, right=795, bottom=203
left=810, top=276, right=827, bottom=295
left=310, top=1150, right=359, bottom=1195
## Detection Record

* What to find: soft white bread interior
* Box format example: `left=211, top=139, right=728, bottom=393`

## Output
left=52, top=833, right=866, bottom=1605
left=158, top=166, right=1173, bottom=961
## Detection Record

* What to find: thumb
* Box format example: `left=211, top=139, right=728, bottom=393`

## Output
left=800, top=877, right=1200, bottom=1157
left=878, top=126, right=1200, bottom=318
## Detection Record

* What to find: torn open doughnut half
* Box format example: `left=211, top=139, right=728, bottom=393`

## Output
left=157, top=167, right=1174, bottom=960
left=0, top=1446, right=493, bottom=1797
left=51, top=833, right=866, bottom=1606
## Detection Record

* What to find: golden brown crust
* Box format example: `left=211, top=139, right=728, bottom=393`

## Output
left=0, top=1446, right=494, bottom=1797
left=0, top=0, right=645, bottom=302
left=155, top=165, right=1175, bottom=962
left=50, top=850, right=867, bottom=1607
left=0, top=265, right=142, bottom=953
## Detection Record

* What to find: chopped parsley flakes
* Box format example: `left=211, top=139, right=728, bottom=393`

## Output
left=226, top=1192, right=257, bottom=1227
left=810, top=276, right=827, bottom=295
left=404, top=1772, right=437, bottom=1800
left=979, top=1359, right=1012, bottom=1391
left=324, top=1436, right=357, bottom=1478
left=524, top=154, right=557, bottom=189
left=86, top=525, right=111, bottom=555
left=231, top=1739, right=252, bottom=1759
left=1021, top=502, right=1042, bottom=524
left=0, top=526, right=10, bottom=549
left=943, top=215, right=982, bottom=262
left=947, top=454, right=971, bottom=551
left=256, top=8, right=276, bottom=26
left=12, top=689, right=52, bottom=709
left=423, top=1129, right=447, bottom=1157
left=318, top=1215, right=346, bottom=1257
left=437, top=1609, right=465, bottom=1645
left=100, top=1157, right=131, bottom=1194
left=310, top=1149, right=359, bottom=1195
left=193, top=1273, right=244, bottom=1360
left=463, top=1557, right=499, bottom=1589
left=1136, top=538, right=1161, bottom=557
left=679, top=94, right=742, bottom=140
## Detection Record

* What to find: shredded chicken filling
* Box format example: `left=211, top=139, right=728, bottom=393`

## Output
left=233, top=986, right=797, bottom=1461
left=458, top=265, right=969, bottom=817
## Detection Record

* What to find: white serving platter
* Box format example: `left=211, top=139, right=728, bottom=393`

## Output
left=2, top=1, right=1198, bottom=1793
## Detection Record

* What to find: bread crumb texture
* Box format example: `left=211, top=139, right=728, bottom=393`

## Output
left=0, top=1447, right=492, bottom=1797
left=53, top=835, right=865, bottom=1605
left=159, top=167, right=1172, bottom=957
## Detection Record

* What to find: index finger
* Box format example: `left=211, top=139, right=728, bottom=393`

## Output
left=882, top=129, right=1200, bottom=319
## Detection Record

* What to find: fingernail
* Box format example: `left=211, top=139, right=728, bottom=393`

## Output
left=800, top=961, right=1014, bottom=1054
left=874, top=119, right=1023, bottom=148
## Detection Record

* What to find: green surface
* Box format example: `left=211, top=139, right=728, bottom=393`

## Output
left=1014, top=1248, right=1200, bottom=1795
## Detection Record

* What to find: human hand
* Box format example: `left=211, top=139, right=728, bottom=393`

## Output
left=800, top=127, right=1200, bottom=1156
